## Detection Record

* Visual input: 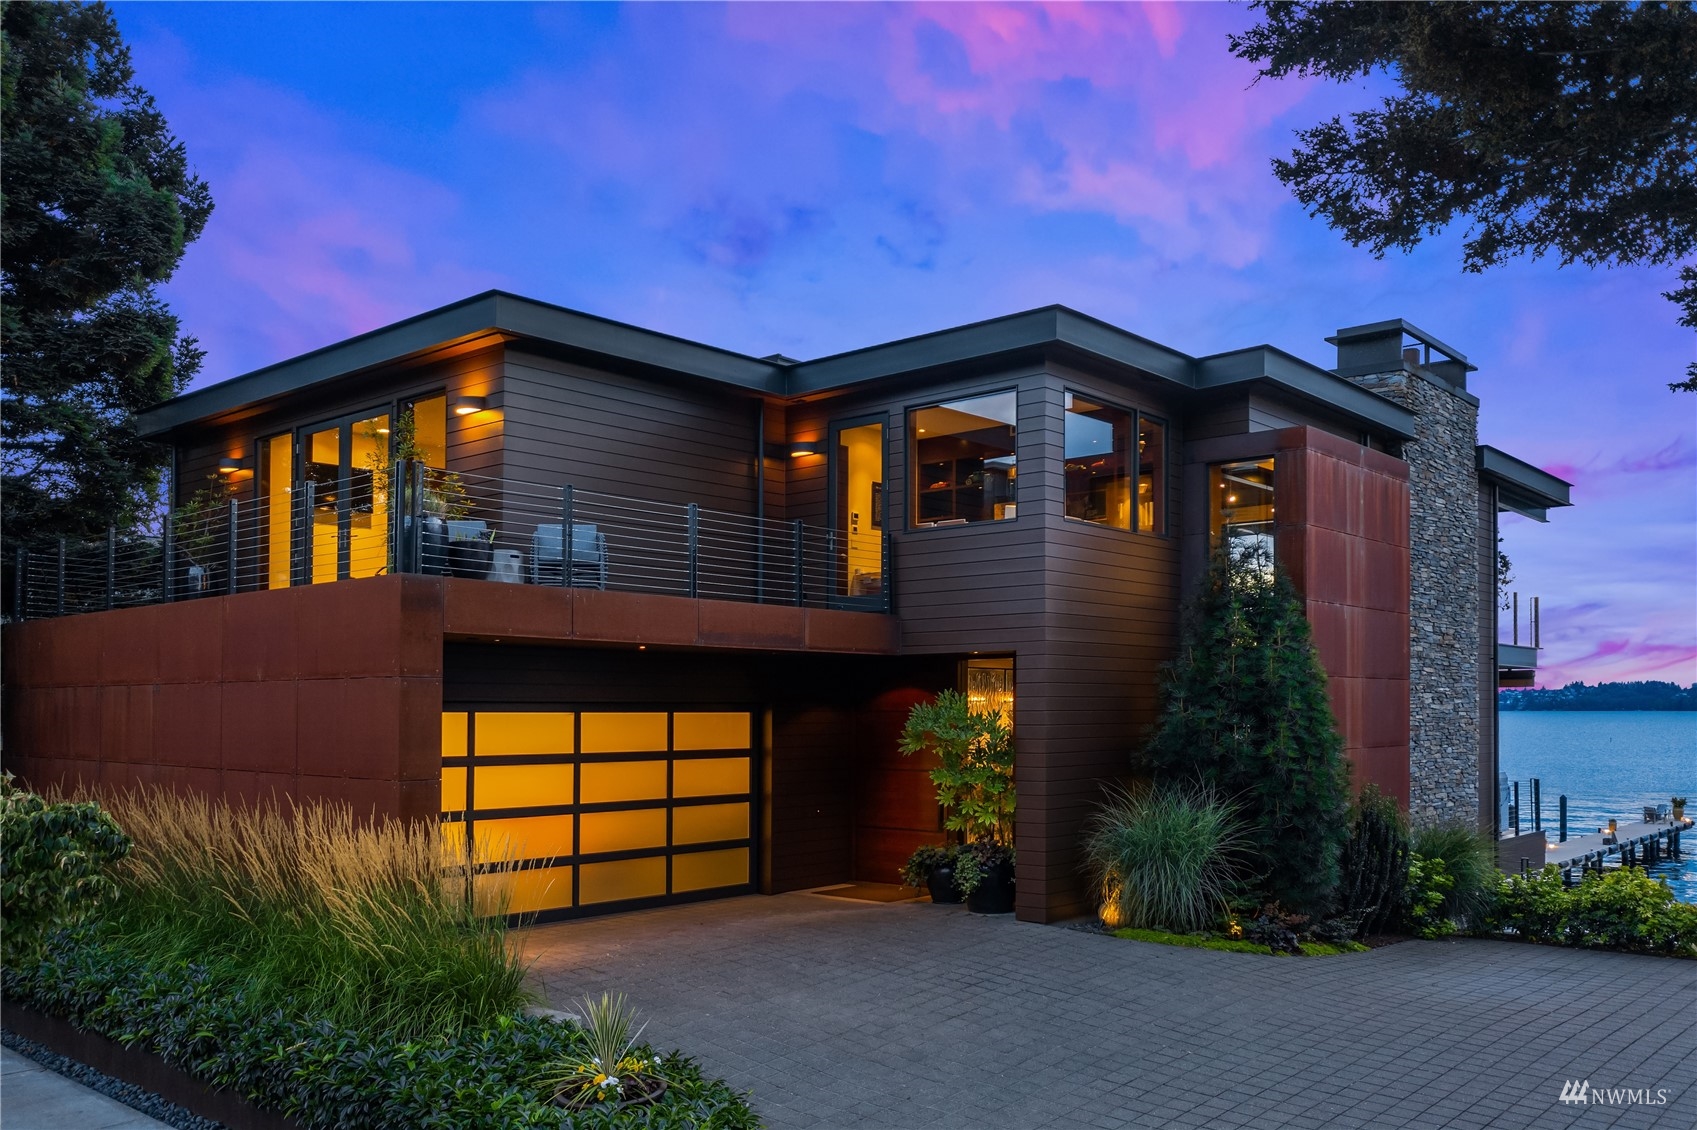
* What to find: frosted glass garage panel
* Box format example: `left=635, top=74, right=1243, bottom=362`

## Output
left=478, top=865, right=573, bottom=916
left=673, top=757, right=749, bottom=798
left=472, top=814, right=574, bottom=862
left=474, top=763, right=574, bottom=810
left=441, top=766, right=467, bottom=813
left=580, top=760, right=667, bottom=804
left=580, top=809, right=667, bottom=854
left=476, top=712, right=575, bottom=756
left=673, top=802, right=749, bottom=845
left=673, top=712, right=751, bottom=751
left=442, top=713, right=469, bottom=758
left=673, top=848, right=750, bottom=893
left=580, top=713, right=668, bottom=753
left=580, top=856, right=667, bottom=904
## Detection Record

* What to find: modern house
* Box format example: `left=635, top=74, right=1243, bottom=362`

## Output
left=0, top=293, right=1570, bottom=923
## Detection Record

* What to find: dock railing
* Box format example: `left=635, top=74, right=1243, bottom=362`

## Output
left=6, top=461, right=891, bottom=619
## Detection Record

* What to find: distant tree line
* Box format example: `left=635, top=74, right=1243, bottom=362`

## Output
left=1499, top=681, right=1697, bottom=711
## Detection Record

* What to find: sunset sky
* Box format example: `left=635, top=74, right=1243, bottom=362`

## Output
left=112, top=1, right=1695, bottom=689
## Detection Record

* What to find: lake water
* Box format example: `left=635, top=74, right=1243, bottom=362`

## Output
left=1498, top=711, right=1697, bottom=902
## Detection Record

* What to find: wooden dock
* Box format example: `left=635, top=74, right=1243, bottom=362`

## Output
left=1543, top=817, right=1691, bottom=877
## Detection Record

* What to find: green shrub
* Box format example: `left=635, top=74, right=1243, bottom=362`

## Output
left=898, top=843, right=956, bottom=888
left=898, top=690, right=1015, bottom=846
left=1337, top=785, right=1410, bottom=936
left=0, top=773, right=131, bottom=963
left=1110, top=927, right=1365, bottom=956
left=96, top=787, right=526, bottom=1040
left=1140, top=544, right=1349, bottom=917
left=1082, top=782, right=1247, bottom=933
left=1491, top=866, right=1697, bottom=957
left=4, top=936, right=759, bottom=1129
left=1405, top=855, right=1456, bottom=938
left=1411, top=822, right=1497, bottom=927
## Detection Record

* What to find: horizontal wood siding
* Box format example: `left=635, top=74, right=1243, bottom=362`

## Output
left=500, top=350, right=759, bottom=513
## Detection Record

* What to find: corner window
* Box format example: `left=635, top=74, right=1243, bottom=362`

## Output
left=911, top=391, right=1017, bottom=526
left=1210, top=457, right=1275, bottom=559
left=1063, top=393, right=1166, bottom=534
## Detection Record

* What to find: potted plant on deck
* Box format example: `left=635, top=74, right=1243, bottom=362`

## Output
left=899, top=843, right=962, bottom=904
left=898, top=689, right=1016, bottom=913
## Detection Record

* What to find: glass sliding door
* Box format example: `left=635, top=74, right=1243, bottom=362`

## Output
left=261, top=434, right=292, bottom=589
left=300, top=410, right=391, bottom=583
left=831, top=419, right=885, bottom=600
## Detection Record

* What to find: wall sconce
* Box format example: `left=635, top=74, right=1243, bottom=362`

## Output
left=788, top=440, right=823, bottom=458
left=217, top=456, right=247, bottom=475
left=451, top=395, right=487, bottom=416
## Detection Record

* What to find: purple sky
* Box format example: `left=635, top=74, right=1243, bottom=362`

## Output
left=114, top=1, right=1695, bottom=688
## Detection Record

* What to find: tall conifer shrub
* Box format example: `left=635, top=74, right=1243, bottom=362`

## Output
left=1141, top=545, right=1349, bottom=915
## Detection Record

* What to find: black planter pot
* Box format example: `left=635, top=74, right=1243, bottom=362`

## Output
left=446, top=535, right=494, bottom=579
left=965, top=857, right=1015, bottom=914
left=926, top=863, right=963, bottom=904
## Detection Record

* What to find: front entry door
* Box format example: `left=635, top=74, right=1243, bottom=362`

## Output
left=299, top=410, right=390, bottom=583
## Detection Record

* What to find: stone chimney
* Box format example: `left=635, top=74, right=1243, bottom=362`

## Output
left=1330, top=320, right=1483, bottom=829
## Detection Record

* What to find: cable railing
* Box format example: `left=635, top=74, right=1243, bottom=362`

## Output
left=6, top=461, right=891, bottom=620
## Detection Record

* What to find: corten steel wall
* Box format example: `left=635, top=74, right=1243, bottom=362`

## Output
left=1184, top=426, right=1413, bottom=809
left=1, top=576, right=445, bottom=821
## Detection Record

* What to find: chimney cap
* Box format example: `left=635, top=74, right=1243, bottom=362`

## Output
left=1326, top=318, right=1476, bottom=372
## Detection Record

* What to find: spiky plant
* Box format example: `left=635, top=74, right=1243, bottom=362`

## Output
left=1412, top=821, right=1498, bottom=927
left=540, top=992, right=663, bottom=1109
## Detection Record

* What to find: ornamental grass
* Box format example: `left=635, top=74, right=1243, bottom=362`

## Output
left=1083, top=781, right=1248, bottom=934
left=85, top=787, right=527, bottom=1041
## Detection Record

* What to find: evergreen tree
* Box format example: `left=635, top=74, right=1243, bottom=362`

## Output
left=1141, top=545, right=1349, bottom=916
left=1, top=1, right=213, bottom=544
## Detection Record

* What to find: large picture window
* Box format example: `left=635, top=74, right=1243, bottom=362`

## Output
left=1063, top=393, right=1165, bottom=534
left=911, top=390, right=1017, bottom=526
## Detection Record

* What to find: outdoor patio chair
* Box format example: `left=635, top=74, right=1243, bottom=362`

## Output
left=530, top=522, right=608, bottom=589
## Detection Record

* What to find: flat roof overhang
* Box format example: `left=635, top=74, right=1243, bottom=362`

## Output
left=138, top=293, right=1417, bottom=447
left=1478, top=446, right=1573, bottom=522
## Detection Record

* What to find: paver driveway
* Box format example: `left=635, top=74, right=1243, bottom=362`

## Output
left=522, top=893, right=1696, bottom=1130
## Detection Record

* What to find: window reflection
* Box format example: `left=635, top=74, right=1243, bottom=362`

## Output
left=1064, top=394, right=1131, bottom=529
left=1210, top=457, right=1275, bottom=560
left=912, top=391, right=1017, bottom=526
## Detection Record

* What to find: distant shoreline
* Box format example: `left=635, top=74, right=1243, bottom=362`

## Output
left=1498, top=681, right=1695, bottom=712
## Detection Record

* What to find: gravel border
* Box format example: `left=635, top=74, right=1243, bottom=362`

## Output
left=1, top=1029, right=225, bottom=1130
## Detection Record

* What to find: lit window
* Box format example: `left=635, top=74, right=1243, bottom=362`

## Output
left=911, top=391, right=1017, bottom=526
left=1064, top=394, right=1132, bottom=529
left=1210, top=458, right=1275, bottom=560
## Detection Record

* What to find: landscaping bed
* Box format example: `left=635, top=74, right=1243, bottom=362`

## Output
left=1, top=779, right=762, bottom=1130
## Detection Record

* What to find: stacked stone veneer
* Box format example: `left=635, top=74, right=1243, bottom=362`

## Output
left=1345, top=368, right=1481, bottom=828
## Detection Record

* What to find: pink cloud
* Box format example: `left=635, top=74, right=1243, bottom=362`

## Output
left=1535, top=641, right=1697, bottom=688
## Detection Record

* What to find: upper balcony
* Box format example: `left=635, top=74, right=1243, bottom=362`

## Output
left=7, top=462, right=895, bottom=653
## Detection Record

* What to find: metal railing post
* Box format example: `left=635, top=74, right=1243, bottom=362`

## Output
left=687, top=503, right=700, bottom=599
left=162, top=518, right=175, bottom=602
left=1511, top=781, right=1520, bottom=836
left=408, top=461, right=425, bottom=574
left=560, top=484, right=574, bottom=587
left=226, top=498, right=240, bottom=595
left=295, top=481, right=315, bottom=587
left=1532, top=596, right=1540, bottom=649
left=1559, top=795, right=1568, bottom=842
left=792, top=520, right=804, bottom=606
left=1512, top=592, right=1519, bottom=646
left=389, top=459, right=406, bottom=574
left=12, top=545, right=26, bottom=620
left=1532, top=778, right=1541, bottom=832
left=105, top=526, right=117, bottom=609
left=55, top=537, right=65, bottom=616
left=881, top=531, right=892, bottom=613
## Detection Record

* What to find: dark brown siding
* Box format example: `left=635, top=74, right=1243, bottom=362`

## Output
left=500, top=349, right=760, bottom=512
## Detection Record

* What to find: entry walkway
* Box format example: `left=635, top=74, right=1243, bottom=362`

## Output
left=1, top=1047, right=172, bottom=1130
left=522, top=893, right=1696, bottom=1130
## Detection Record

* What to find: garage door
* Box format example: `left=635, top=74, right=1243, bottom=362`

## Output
left=441, top=709, right=755, bottom=919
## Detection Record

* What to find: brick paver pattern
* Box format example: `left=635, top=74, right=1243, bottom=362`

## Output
left=522, top=894, right=1697, bottom=1130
